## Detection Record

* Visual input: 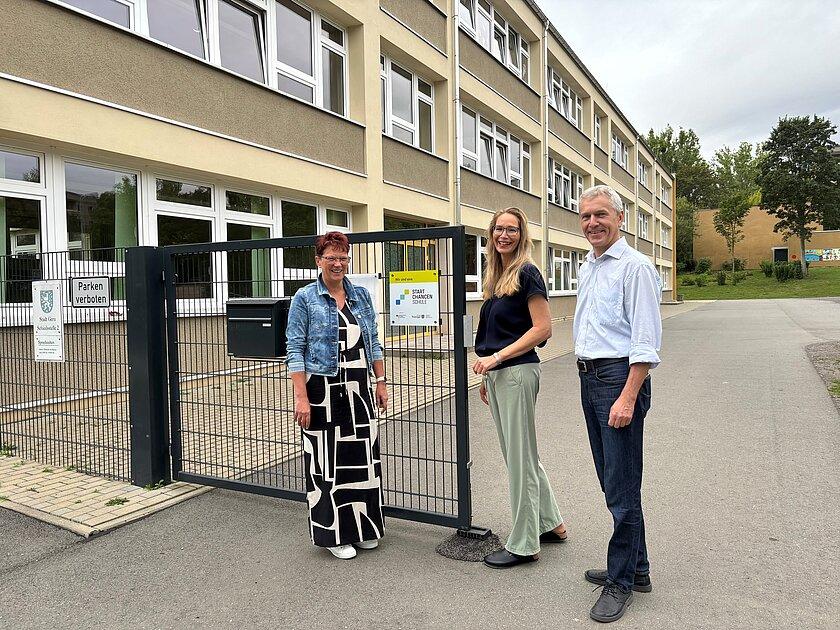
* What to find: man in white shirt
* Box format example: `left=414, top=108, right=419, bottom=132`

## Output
left=573, top=185, right=662, bottom=623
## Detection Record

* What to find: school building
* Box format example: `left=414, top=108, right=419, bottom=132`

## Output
left=1, top=0, right=677, bottom=323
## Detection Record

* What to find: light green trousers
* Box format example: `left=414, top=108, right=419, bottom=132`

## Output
left=486, top=363, right=564, bottom=556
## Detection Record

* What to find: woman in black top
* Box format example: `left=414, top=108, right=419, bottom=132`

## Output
left=472, top=207, right=568, bottom=569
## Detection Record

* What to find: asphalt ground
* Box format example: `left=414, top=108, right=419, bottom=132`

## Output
left=1, top=298, right=839, bottom=630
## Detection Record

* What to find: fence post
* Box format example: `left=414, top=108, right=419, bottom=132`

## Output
left=126, top=246, right=170, bottom=486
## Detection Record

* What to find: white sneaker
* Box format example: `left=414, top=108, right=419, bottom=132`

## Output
left=327, top=545, right=357, bottom=559
left=354, top=539, right=379, bottom=550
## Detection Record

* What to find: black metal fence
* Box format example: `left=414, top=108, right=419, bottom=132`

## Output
left=0, top=248, right=131, bottom=480
left=163, top=226, right=471, bottom=528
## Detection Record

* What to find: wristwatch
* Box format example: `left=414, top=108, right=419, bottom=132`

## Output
left=375, top=376, right=387, bottom=383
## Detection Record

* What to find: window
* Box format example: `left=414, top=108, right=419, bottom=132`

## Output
left=275, top=0, right=346, bottom=115
left=218, top=0, right=265, bottom=82
left=661, top=223, right=671, bottom=246
left=638, top=210, right=649, bottom=240
left=548, top=247, right=582, bottom=293
left=547, top=158, right=583, bottom=211
left=658, top=266, right=669, bottom=290
left=594, top=114, right=602, bottom=147
left=638, top=162, right=649, bottom=188
left=227, top=222, right=270, bottom=298
left=464, top=233, right=487, bottom=296
left=461, top=107, right=529, bottom=190
left=280, top=200, right=317, bottom=294
left=0, top=148, right=40, bottom=184
left=0, top=196, right=43, bottom=304
left=612, top=133, right=629, bottom=170
left=660, top=182, right=672, bottom=206
left=61, top=0, right=134, bottom=27
left=620, top=201, right=630, bottom=231
left=156, top=178, right=212, bottom=206
left=65, top=162, right=138, bottom=259
left=380, top=57, right=434, bottom=151
left=459, top=0, right=529, bottom=82
left=148, top=0, right=207, bottom=59
left=547, top=69, right=583, bottom=130
left=226, top=190, right=269, bottom=215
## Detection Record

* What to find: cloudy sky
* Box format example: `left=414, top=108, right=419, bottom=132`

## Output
left=539, top=0, right=840, bottom=158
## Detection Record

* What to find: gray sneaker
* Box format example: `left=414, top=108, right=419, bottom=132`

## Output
left=585, top=568, right=652, bottom=593
left=590, top=583, right=633, bottom=623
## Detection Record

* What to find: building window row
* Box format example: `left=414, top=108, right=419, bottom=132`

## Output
left=638, top=161, right=649, bottom=188
left=658, top=265, right=670, bottom=290
left=594, top=114, right=602, bottom=147
left=612, top=133, right=629, bottom=170
left=660, top=222, right=671, bottom=246
left=660, top=181, right=672, bottom=205
left=461, top=106, right=531, bottom=191
left=0, top=143, right=349, bottom=305
left=59, top=0, right=347, bottom=116
left=380, top=56, right=434, bottom=152
left=547, top=158, right=584, bottom=212
left=459, top=0, right=529, bottom=83
left=638, top=210, right=650, bottom=240
left=547, top=69, right=583, bottom=130
left=620, top=200, right=630, bottom=231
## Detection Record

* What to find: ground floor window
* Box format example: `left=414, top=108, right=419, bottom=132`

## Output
left=465, top=232, right=487, bottom=297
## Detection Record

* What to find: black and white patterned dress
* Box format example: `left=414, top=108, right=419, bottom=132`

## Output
left=302, top=303, right=384, bottom=547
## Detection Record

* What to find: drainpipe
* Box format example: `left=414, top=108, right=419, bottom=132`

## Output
left=453, top=2, right=462, bottom=226
left=542, top=18, right=550, bottom=280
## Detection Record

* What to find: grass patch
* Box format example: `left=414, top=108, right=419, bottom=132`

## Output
left=142, top=479, right=168, bottom=491
left=42, top=467, right=54, bottom=473
left=105, top=497, right=129, bottom=507
left=829, top=380, right=840, bottom=397
left=1, top=443, right=17, bottom=457
left=0, top=496, right=8, bottom=502
left=678, top=266, right=840, bottom=300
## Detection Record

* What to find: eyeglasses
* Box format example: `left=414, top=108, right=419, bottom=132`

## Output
left=492, top=226, right=521, bottom=236
left=319, top=255, right=351, bottom=264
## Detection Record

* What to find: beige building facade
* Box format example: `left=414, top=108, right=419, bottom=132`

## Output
left=0, top=0, right=677, bottom=324
left=694, top=207, right=840, bottom=269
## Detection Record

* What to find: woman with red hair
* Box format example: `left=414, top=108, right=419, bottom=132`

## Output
left=286, top=231, right=388, bottom=560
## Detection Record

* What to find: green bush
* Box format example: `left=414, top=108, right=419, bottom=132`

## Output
left=680, top=276, right=696, bottom=286
left=732, top=272, right=746, bottom=285
left=722, top=258, right=745, bottom=271
left=760, top=260, right=774, bottom=277
left=716, top=271, right=727, bottom=285
left=696, top=257, right=712, bottom=274
left=694, top=274, right=708, bottom=287
left=774, top=261, right=799, bottom=282
left=792, top=261, right=804, bottom=279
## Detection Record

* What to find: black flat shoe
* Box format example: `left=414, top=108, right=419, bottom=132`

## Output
left=483, top=549, right=538, bottom=569
left=539, top=530, right=568, bottom=544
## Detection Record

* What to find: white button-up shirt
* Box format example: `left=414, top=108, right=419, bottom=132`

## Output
left=573, top=237, right=662, bottom=367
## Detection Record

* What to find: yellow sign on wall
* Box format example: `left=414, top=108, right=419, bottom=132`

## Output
left=389, top=270, right=439, bottom=327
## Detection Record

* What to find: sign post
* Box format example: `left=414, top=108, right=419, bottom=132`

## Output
left=32, top=280, right=65, bottom=362
left=389, top=270, right=440, bottom=327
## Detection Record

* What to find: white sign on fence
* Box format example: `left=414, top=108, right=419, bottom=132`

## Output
left=70, top=276, right=111, bottom=308
left=32, top=280, right=65, bottom=362
left=389, top=270, right=440, bottom=327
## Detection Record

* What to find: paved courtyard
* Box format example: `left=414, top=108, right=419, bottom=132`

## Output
left=1, top=298, right=839, bottom=629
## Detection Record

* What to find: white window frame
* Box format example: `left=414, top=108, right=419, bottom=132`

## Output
left=612, top=133, right=629, bottom=170
left=638, top=161, right=649, bottom=188
left=660, top=182, right=672, bottom=206
left=459, top=0, right=529, bottom=82
left=464, top=232, right=487, bottom=300
left=460, top=106, right=529, bottom=191
left=548, top=246, right=581, bottom=295
left=620, top=200, right=630, bottom=231
left=54, top=0, right=139, bottom=29
left=660, top=222, right=671, bottom=246
left=547, top=158, right=583, bottom=211
left=547, top=68, right=583, bottom=130
left=594, top=114, right=602, bottom=146
left=638, top=210, right=650, bottom=240
left=380, top=56, right=435, bottom=152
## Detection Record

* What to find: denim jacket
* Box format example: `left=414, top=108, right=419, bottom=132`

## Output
left=285, top=275, right=384, bottom=376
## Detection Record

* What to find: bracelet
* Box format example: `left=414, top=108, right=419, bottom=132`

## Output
left=492, top=352, right=502, bottom=365
left=375, top=376, right=387, bottom=383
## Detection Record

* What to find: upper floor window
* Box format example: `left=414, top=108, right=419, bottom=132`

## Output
left=660, top=181, right=672, bottom=205
left=638, top=210, right=650, bottom=240
left=548, top=247, right=582, bottom=293
left=56, top=0, right=345, bottom=116
left=638, top=162, right=649, bottom=188
left=547, top=69, right=583, bottom=130
left=547, top=158, right=583, bottom=212
left=380, top=56, right=434, bottom=152
left=620, top=200, right=630, bottom=231
left=612, top=133, right=629, bottom=170
left=594, top=114, right=602, bottom=147
left=661, top=223, right=671, bottom=246
left=459, top=0, right=529, bottom=83
left=460, top=107, right=530, bottom=191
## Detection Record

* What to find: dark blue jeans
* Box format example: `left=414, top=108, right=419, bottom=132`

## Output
left=579, top=359, right=651, bottom=592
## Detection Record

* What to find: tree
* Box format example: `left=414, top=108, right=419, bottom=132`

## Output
left=756, top=116, right=840, bottom=276
left=675, top=197, right=698, bottom=266
left=712, top=143, right=761, bottom=271
left=646, top=125, right=716, bottom=207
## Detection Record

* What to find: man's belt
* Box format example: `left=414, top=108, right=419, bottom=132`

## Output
left=576, top=357, right=629, bottom=373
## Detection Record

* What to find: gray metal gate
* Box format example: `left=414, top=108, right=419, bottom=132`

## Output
left=162, top=226, right=472, bottom=529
